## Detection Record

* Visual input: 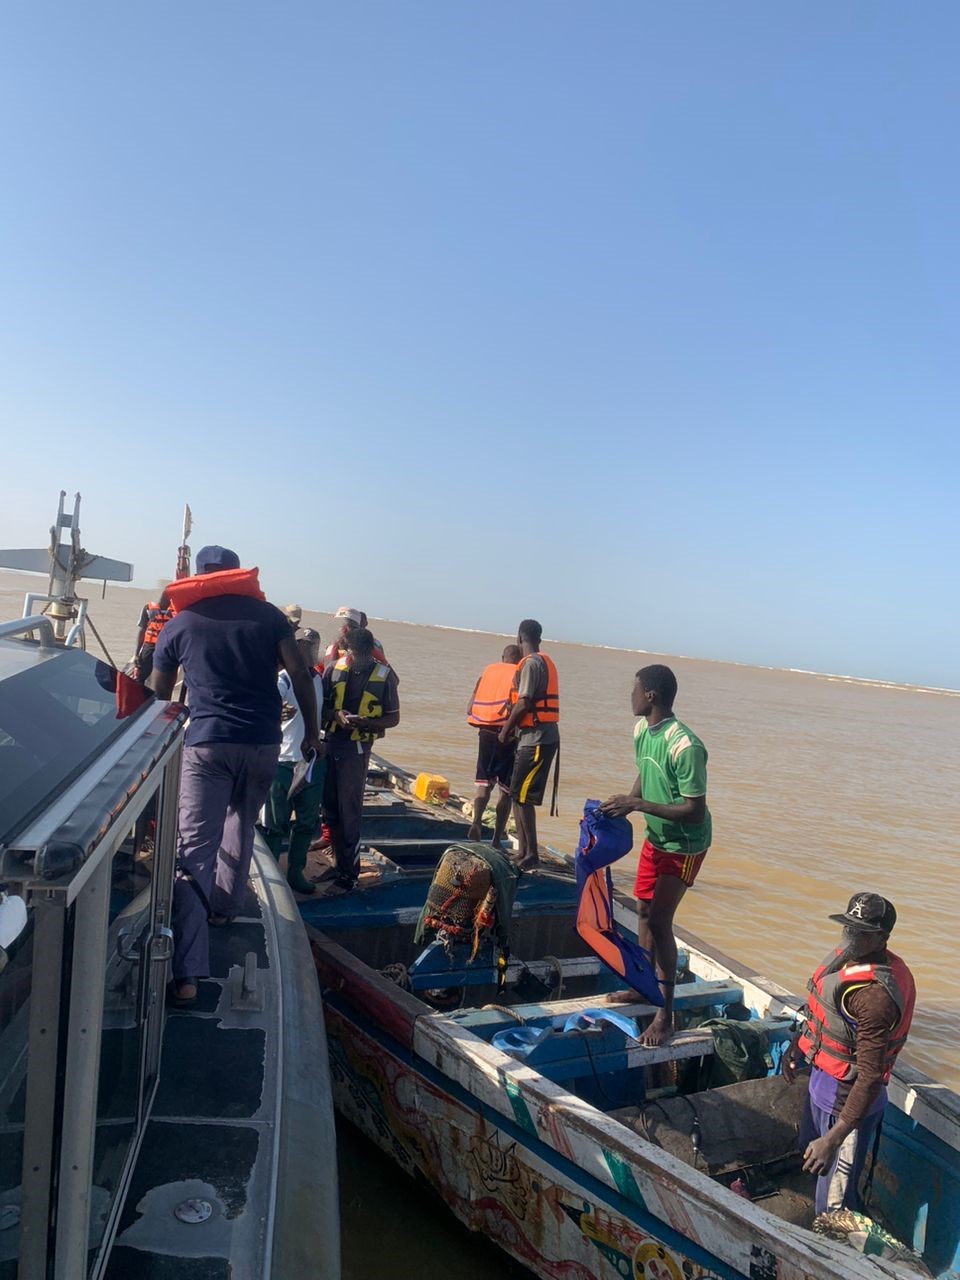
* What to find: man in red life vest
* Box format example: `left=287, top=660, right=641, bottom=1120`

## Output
left=466, top=643, right=521, bottom=847
left=783, top=893, right=916, bottom=1215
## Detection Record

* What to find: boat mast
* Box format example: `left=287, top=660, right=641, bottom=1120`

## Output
left=175, top=503, right=192, bottom=580
left=0, top=490, right=133, bottom=648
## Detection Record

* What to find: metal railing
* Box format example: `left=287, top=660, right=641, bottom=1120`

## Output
left=0, top=615, right=56, bottom=648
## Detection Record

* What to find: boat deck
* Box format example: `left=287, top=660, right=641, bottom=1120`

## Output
left=105, top=846, right=338, bottom=1279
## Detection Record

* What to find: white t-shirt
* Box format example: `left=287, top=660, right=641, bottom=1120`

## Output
left=277, top=668, right=322, bottom=764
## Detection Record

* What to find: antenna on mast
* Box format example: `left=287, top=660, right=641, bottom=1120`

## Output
left=0, top=491, right=133, bottom=648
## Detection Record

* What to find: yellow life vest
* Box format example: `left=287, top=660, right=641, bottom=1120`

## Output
left=326, top=656, right=391, bottom=742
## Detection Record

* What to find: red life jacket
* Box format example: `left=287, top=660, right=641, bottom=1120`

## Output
left=796, top=947, right=915, bottom=1083
left=165, top=567, right=265, bottom=611
left=509, top=652, right=560, bottom=728
left=468, top=661, right=519, bottom=728
left=142, top=602, right=174, bottom=647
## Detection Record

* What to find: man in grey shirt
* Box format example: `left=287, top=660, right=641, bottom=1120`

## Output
left=498, top=619, right=560, bottom=869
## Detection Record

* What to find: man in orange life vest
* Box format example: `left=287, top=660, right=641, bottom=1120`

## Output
left=466, top=643, right=521, bottom=847
left=783, top=893, right=916, bottom=1215
left=133, top=595, right=174, bottom=683
left=497, top=619, right=560, bottom=871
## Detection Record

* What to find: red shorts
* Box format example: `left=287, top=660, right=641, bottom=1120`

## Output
left=633, top=839, right=707, bottom=901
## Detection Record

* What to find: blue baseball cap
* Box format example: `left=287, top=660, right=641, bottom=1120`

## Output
left=196, top=544, right=240, bottom=573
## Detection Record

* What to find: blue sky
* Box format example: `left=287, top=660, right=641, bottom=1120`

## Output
left=1, top=4, right=957, bottom=686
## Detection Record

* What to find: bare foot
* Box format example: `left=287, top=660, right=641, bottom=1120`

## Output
left=467, top=824, right=481, bottom=841
left=639, top=1011, right=673, bottom=1047
left=510, top=854, right=540, bottom=872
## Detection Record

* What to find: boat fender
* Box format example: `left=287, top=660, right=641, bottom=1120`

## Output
left=562, top=1010, right=642, bottom=1041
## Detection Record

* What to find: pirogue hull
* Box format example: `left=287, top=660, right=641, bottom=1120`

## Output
left=304, top=756, right=960, bottom=1280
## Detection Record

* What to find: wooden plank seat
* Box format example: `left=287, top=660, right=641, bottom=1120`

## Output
left=451, top=978, right=746, bottom=1028
left=488, top=1023, right=717, bottom=1076
left=406, top=942, right=603, bottom=989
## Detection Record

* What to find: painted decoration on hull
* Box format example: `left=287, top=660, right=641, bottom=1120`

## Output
left=324, top=1009, right=729, bottom=1280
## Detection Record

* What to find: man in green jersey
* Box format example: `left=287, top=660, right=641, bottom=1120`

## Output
left=601, top=664, right=711, bottom=1046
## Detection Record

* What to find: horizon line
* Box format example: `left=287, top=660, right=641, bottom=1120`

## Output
left=1, top=567, right=956, bottom=699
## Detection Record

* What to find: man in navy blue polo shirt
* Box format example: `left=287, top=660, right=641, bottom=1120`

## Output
left=148, top=545, right=323, bottom=1005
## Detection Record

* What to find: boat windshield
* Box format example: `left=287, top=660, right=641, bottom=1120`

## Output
left=0, top=641, right=149, bottom=848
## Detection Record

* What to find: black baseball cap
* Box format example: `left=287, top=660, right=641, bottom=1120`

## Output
left=829, top=892, right=897, bottom=934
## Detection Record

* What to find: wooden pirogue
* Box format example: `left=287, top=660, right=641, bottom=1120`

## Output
left=301, top=754, right=960, bottom=1280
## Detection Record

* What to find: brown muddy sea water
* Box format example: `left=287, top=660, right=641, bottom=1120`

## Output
left=4, top=573, right=958, bottom=1276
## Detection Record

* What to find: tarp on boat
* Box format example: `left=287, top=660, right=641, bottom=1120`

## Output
left=575, top=800, right=663, bottom=1006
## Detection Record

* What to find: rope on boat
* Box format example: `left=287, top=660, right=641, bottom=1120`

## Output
left=85, top=613, right=119, bottom=668
left=480, top=1003, right=526, bottom=1023
left=380, top=963, right=411, bottom=990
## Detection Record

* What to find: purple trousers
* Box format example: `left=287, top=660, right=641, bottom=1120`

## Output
left=800, top=1089, right=884, bottom=1215
left=171, top=742, right=278, bottom=980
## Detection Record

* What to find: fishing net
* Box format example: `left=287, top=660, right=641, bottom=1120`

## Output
left=813, top=1209, right=932, bottom=1274
left=418, top=845, right=497, bottom=961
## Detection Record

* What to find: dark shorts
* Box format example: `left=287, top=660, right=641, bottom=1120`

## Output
left=509, top=741, right=558, bottom=806
left=475, top=728, right=515, bottom=790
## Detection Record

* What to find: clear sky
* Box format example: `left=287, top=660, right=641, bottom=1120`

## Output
left=1, top=4, right=957, bottom=687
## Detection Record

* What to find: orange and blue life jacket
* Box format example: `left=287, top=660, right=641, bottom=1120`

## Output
left=574, top=800, right=662, bottom=1005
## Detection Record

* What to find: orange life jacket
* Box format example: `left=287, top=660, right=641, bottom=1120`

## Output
left=165, top=566, right=266, bottom=611
left=509, top=652, right=560, bottom=728
left=468, top=661, right=519, bottom=728
left=796, top=947, right=915, bottom=1084
left=142, top=601, right=174, bottom=647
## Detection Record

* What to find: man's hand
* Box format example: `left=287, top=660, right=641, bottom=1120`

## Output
left=600, top=794, right=643, bottom=818
left=802, top=1132, right=842, bottom=1176
left=302, top=735, right=327, bottom=759
left=497, top=726, right=512, bottom=745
